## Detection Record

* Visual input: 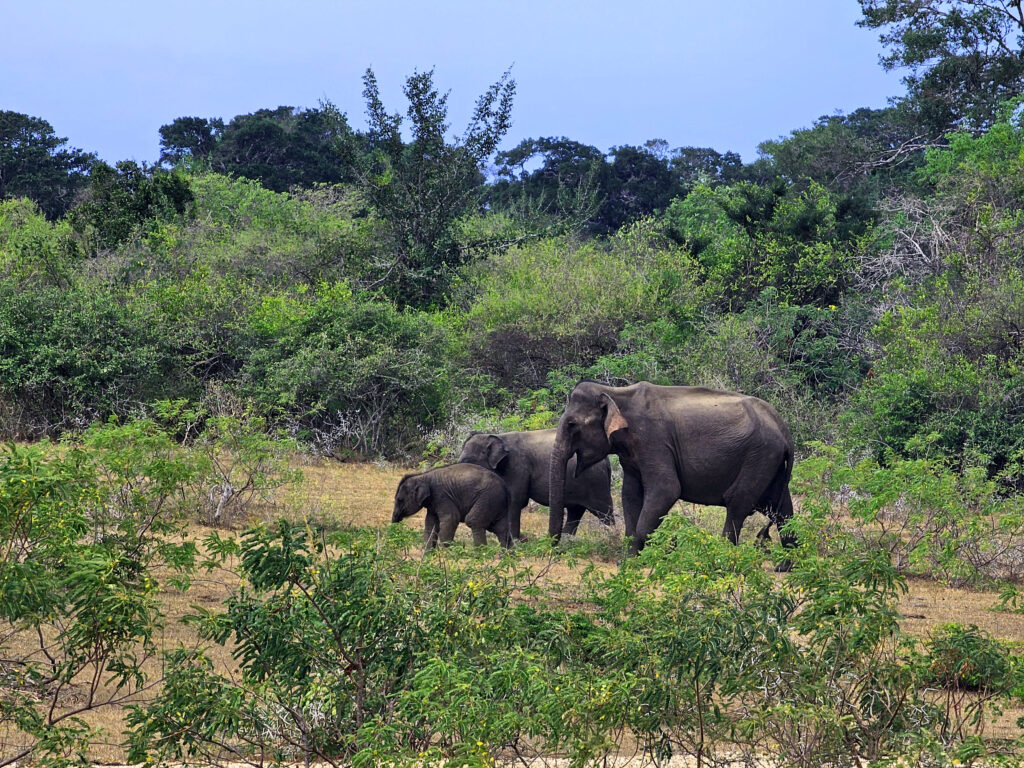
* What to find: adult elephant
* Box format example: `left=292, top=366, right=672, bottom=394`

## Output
left=548, top=381, right=795, bottom=559
left=459, top=429, right=614, bottom=540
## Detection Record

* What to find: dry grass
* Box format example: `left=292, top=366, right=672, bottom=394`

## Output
left=6, top=458, right=1024, bottom=763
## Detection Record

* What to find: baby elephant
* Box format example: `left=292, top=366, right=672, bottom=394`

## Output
left=391, top=463, right=514, bottom=549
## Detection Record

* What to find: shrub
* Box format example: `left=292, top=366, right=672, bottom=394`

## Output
left=240, top=282, right=455, bottom=457
left=794, top=443, right=1024, bottom=586
left=462, top=221, right=701, bottom=390
left=0, top=421, right=201, bottom=768
left=128, top=511, right=1024, bottom=767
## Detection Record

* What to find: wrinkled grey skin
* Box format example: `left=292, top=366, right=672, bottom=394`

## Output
left=459, top=429, right=614, bottom=539
left=392, top=463, right=513, bottom=549
left=549, top=381, right=795, bottom=560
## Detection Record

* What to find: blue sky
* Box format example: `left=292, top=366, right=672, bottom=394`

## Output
left=2, top=1, right=902, bottom=164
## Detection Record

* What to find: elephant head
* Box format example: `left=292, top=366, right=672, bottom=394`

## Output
left=392, top=473, right=431, bottom=523
left=549, top=382, right=628, bottom=539
left=459, top=433, right=510, bottom=471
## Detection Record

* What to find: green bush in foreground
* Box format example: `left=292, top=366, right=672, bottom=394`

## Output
left=0, top=423, right=201, bottom=768
left=129, top=514, right=1024, bottom=767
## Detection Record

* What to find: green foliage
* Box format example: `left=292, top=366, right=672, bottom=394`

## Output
left=858, top=0, right=1024, bottom=135
left=0, top=278, right=174, bottom=436
left=159, top=102, right=361, bottom=192
left=240, top=282, right=455, bottom=457
left=128, top=512, right=1024, bottom=767
left=190, top=409, right=302, bottom=527
left=0, top=111, right=95, bottom=219
left=0, top=421, right=201, bottom=767
left=70, top=160, right=195, bottom=252
left=359, top=67, right=516, bottom=307
left=848, top=291, right=1024, bottom=476
left=664, top=180, right=865, bottom=306
left=463, top=220, right=700, bottom=390
left=795, top=442, right=1024, bottom=586
left=0, top=198, right=80, bottom=285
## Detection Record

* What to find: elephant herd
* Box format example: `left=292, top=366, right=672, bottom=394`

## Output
left=392, top=380, right=796, bottom=561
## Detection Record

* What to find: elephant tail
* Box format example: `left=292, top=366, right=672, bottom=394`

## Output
left=761, top=449, right=793, bottom=528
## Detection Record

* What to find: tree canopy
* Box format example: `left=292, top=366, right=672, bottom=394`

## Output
left=859, top=0, right=1024, bottom=134
left=0, top=111, right=95, bottom=218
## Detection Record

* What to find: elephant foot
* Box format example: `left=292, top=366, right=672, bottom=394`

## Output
left=773, top=559, right=793, bottom=573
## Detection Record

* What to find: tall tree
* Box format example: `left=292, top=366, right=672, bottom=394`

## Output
left=859, top=0, right=1024, bottom=134
left=157, top=103, right=359, bottom=190
left=0, top=111, right=95, bottom=218
left=359, top=67, right=515, bottom=307
left=158, top=116, right=224, bottom=166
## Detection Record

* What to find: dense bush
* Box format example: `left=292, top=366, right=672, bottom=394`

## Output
left=125, top=514, right=1024, bottom=767
left=239, top=282, right=456, bottom=457
left=462, top=221, right=701, bottom=391
left=0, top=424, right=202, bottom=768
left=795, top=443, right=1024, bottom=586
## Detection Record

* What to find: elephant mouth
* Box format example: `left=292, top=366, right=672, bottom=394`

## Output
left=574, top=449, right=596, bottom=477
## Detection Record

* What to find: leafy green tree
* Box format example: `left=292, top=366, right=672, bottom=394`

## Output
left=599, top=144, right=681, bottom=231
left=157, top=115, right=224, bottom=166
left=858, top=0, right=1024, bottom=134
left=0, top=111, right=95, bottom=219
left=669, top=145, right=744, bottom=189
left=158, top=104, right=360, bottom=191
left=70, top=160, right=195, bottom=251
left=757, top=107, right=925, bottom=193
left=358, top=67, right=515, bottom=307
left=492, top=137, right=688, bottom=232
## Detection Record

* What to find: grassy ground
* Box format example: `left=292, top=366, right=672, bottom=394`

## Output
left=8, top=458, right=1024, bottom=763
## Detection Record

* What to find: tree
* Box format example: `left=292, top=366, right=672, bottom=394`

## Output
left=157, top=116, right=224, bottom=166
left=358, top=67, right=515, bottom=307
left=669, top=146, right=744, bottom=189
left=0, top=111, right=95, bottom=219
left=70, top=160, right=195, bottom=251
left=858, top=0, right=1024, bottom=135
left=157, top=103, right=360, bottom=191
left=598, top=144, right=681, bottom=231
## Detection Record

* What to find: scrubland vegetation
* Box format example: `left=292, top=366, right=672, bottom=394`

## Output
left=7, top=2, right=1024, bottom=764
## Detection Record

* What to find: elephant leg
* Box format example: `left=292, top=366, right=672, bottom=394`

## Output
left=723, top=462, right=778, bottom=545
left=437, top=514, right=459, bottom=546
left=770, top=488, right=797, bottom=549
left=562, top=504, right=586, bottom=537
left=471, top=526, right=488, bottom=546
left=754, top=520, right=773, bottom=549
left=423, top=510, right=440, bottom=550
left=769, top=489, right=796, bottom=572
left=630, top=484, right=680, bottom=556
left=488, top=516, right=514, bottom=548
left=621, top=471, right=643, bottom=541
left=508, top=498, right=526, bottom=541
left=722, top=501, right=754, bottom=545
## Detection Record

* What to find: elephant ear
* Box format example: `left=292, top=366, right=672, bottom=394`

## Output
left=601, top=393, right=629, bottom=440
left=485, top=435, right=510, bottom=470
left=413, top=477, right=431, bottom=507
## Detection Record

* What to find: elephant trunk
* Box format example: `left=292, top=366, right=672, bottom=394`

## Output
left=548, top=432, right=570, bottom=541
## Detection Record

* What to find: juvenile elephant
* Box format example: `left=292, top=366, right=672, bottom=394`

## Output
left=549, top=381, right=795, bottom=561
left=459, top=429, right=614, bottom=539
left=392, top=462, right=513, bottom=549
